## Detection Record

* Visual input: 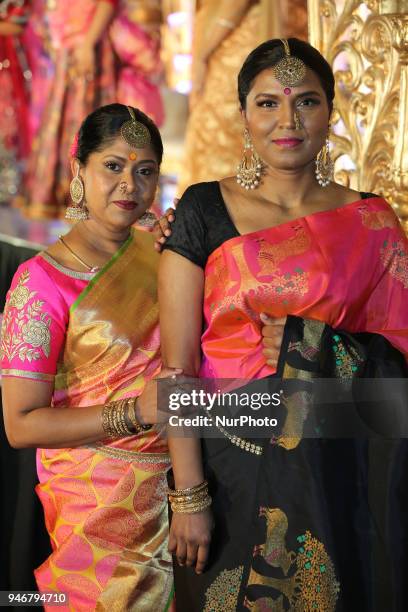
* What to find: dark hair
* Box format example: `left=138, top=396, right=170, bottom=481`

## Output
left=238, top=38, right=335, bottom=112
left=76, top=103, right=163, bottom=165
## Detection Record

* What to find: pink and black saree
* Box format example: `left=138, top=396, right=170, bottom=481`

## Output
left=163, top=182, right=408, bottom=611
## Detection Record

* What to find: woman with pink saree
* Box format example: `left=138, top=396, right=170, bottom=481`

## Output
left=1, top=104, right=180, bottom=611
left=159, top=39, right=408, bottom=610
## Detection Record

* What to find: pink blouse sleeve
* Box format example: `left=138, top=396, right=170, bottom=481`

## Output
left=0, top=258, right=68, bottom=382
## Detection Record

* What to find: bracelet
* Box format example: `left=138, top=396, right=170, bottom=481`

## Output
left=169, top=489, right=209, bottom=504
left=129, top=397, right=152, bottom=434
left=101, top=398, right=152, bottom=438
left=102, top=400, right=133, bottom=438
left=170, top=495, right=212, bottom=514
left=168, top=480, right=208, bottom=498
left=168, top=479, right=212, bottom=514
left=216, top=17, right=235, bottom=30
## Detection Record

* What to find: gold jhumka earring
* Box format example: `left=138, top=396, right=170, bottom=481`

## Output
left=236, top=129, right=263, bottom=190
left=315, top=131, right=334, bottom=187
left=66, top=164, right=88, bottom=220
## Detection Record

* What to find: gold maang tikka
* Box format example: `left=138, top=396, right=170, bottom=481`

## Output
left=274, top=39, right=306, bottom=89
left=121, top=106, right=151, bottom=148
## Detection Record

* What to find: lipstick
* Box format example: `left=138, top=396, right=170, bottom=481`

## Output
left=113, top=200, right=138, bottom=210
left=272, top=138, right=303, bottom=148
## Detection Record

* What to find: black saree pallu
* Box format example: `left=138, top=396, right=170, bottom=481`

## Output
left=172, top=316, right=408, bottom=612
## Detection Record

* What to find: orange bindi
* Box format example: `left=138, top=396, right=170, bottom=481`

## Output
left=129, top=151, right=137, bottom=161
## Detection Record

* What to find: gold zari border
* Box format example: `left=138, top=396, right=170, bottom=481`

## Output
left=38, top=252, right=96, bottom=280
left=87, top=442, right=171, bottom=464
left=1, top=368, right=54, bottom=382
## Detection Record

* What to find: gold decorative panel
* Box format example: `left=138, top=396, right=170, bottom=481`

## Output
left=308, top=0, right=408, bottom=231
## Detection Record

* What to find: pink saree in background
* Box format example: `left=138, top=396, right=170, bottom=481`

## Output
left=200, top=196, right=408, bottom=379
left=25, top=0, right=118, bottom=218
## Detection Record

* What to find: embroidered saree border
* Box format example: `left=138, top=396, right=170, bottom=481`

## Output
left=70, top=228, right=134, bottom=313
left=204, top=195, right=387, bottom=269
left=86, top=442, right=171, bottom=464
left=38, top=251, right=96, bottom=280
left=1, top=368, right=54, bottom=382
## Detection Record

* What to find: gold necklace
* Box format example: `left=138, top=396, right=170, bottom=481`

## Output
left=58, top=235, right=100, bottom=273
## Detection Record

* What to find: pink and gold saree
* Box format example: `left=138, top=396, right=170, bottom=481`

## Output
left=1, top=230, right=173, bottom=611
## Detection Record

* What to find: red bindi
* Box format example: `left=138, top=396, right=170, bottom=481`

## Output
left=284, top=87, right=292, bottom=95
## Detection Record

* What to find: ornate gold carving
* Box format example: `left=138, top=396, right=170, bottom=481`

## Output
left=308, top=1, right=408, bottom=232
left=1, top=270, right=52, bottom=364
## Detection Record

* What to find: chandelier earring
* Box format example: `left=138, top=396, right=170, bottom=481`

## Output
left=315, top=131, right=334, bottom=188
left=66, top=164, right=89, bottom=220
left=236, top=129, right=263, bottom=190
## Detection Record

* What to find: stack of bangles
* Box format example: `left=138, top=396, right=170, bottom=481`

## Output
left=168, top=480, right=212, bottom=514
left=101, top=397, right=152, bottom=438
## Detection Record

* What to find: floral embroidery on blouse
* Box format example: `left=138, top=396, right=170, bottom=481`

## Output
left=1, top=269, right=52, bottom=363
left=380, top=239, right=408, bottom=289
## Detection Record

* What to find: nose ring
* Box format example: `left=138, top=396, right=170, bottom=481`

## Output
left=294, top=111, right=301, bottom=130
left=119, top=181, right=128, bottom=195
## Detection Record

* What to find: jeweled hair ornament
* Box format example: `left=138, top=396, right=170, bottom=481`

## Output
left=120, top=106, right=151, bottom=148
left=273, top=39, right=307, bottom=88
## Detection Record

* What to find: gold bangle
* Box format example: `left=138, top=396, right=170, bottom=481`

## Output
left=168, top=480, right=208, bottom=498
left=102, top=403, right=116, bottom=438
left=168, top=489, right=209, bottom=503
left=102, top=399, right=139, bottom=438
left=216, top=17, right=235, bottom=30
left=128, top=397, right=152, bottom=434
left=171, top=495, right=212, bottom=514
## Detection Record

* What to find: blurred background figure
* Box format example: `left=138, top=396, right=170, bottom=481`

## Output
left=23, top=0, right=164, bottom=219
left=24, top=0, right=119, bottom=219
left=111, top=0, right=164, bottom=125
left=177, top=0, right=308, bottom=195
left=177, top=0, right=261, bottom=194
left=0, top=0, right=31, bottom=204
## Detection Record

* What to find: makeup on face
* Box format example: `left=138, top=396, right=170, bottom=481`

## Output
left=242, top=68, right=331, bottom=173
left=82, top=138, right=159, bottom=225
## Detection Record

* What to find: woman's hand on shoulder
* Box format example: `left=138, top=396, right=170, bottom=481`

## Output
left=169, top=509, right=214, bottom=574
left=260, top=313, right=287, bottom=368
left=153, top=198, right=179, bottom=252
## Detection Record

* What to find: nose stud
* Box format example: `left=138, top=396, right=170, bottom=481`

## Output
left=294, top=111, right=301, bottom=130
left=119, top=181, right=128, bottom=195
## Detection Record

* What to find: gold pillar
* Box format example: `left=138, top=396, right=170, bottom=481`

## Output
left=308, top=0, right=408, bottom=231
